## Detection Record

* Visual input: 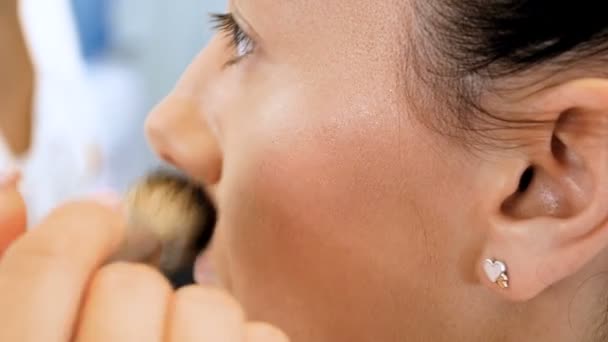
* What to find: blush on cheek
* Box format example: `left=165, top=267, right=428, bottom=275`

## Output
left=220, top=144, right=416, bottom=340
left=249, top=145, right=350, bottom=237
left=223, top=138, right=368, bottom=271
left=223, top=110, right=405, bottom=269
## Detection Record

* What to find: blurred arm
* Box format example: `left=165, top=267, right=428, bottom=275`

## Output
left=0, top=1, right=33, bottom=157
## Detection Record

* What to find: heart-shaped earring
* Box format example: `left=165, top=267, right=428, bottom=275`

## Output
left=483, top=259, right=509, bottom=289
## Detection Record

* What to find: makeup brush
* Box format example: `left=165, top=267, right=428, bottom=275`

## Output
left=112, top=171, right=215, bottom=287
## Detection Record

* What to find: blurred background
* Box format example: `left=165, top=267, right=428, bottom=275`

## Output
left=70, top=0, right=224, bottom=189
left=2, top=0, right=225, bottom=223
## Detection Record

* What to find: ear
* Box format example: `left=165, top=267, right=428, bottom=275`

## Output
left=477, top=78, right=608, bottom=301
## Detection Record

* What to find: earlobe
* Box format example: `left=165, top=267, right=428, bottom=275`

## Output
left=477, top=78, right=608, bottom=302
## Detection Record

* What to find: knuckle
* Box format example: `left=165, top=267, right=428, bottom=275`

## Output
left=4, top=228, right=74, bottom=262
left=92, top=262, right=170, bottom=294
left=1, top=233, right=83, bottom=282
left=2, top=201, right=123, bottom=269
left=247, top=322, right=290, bottom=342
left=50, top=200, right=114, bottom=220
left=174, top=285, right=245, bottom=321
left=46, top=201, right=122, bottom=233
left=0, top=243, right=83, bottom=289
left=0, top=201, right=125, bottom=290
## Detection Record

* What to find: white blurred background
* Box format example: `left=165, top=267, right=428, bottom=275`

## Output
left=70, top=0, right=224, bottom=190
left=9, top=0, right=225, bottom=223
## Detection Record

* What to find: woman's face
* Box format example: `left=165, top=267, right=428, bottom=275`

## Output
left=147, top=1, right=489, bottom=340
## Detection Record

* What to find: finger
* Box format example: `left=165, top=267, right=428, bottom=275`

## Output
left=246, top=322, right=290, bottom=342
left=0, top=168, right=21, bottom=188
left=167, top=285, right=245, bottom=342
left=74, top=262, right=172, bottom=342
left=0, top=183, right=26, bottom=254
left=0, top=200, right=125, bottom=342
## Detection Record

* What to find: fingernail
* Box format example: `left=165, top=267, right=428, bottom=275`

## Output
left=194, top=254, right=219, bottom=286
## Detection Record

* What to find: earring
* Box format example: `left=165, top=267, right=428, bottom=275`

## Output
left=483, top=259, right=509, bottom=289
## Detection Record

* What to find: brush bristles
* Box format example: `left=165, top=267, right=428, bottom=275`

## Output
left=115, top=171, right=215, bottom=284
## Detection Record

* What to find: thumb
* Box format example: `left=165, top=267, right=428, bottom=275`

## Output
left=0, top=172, right=27, bottom=254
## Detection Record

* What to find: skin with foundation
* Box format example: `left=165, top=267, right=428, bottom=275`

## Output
left=4, top=0, right=608, bottom=341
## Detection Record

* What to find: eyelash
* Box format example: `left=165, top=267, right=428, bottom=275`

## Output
left=210, top=13, right=256, bottom=66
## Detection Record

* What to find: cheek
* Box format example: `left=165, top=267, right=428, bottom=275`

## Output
left=229, top=101, right=405, bottom=253
left=207, top=51, right=477, bottom=337
left=215, top=95, right=444, bottom=330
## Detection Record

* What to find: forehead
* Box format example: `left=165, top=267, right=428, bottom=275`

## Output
left=235, top=0, right=408, bottom=65
left=229, top=0, right=412, bottom=118
left=236, top=0, right=405, bottom=31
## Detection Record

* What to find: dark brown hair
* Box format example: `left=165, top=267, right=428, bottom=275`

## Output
left=411, top=1, right=608, bottom=151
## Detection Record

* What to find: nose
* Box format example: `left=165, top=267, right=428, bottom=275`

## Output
left=145, top=92, right=222, bottom=186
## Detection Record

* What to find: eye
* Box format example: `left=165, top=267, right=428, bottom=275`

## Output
left=211, top=13, right=256, bottom=65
